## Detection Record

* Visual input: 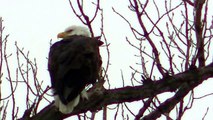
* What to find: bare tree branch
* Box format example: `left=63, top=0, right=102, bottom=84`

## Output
left=31, top=62, right=213, bottom=120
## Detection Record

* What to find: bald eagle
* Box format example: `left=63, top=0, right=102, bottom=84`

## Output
left=48, top=26, right=103, bottom=114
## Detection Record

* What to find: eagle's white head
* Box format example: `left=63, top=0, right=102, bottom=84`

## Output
left=57, top=25, right=91, bottom=38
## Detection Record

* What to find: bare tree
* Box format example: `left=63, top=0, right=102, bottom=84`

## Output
left=1, top=0, right=213, bottom=120
left=0, top=17, right=51, bottom=120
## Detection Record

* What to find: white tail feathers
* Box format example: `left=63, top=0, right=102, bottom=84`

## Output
left=54, top=89, right=89, bottom=114
left=54, top=95, right=80, bottom=114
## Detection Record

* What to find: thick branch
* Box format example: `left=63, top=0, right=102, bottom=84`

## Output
left=142, top=75, right=198, bottom=120
left=194, top=0, right=205, bottom=67
left=29, top=62, right=213, bottom=120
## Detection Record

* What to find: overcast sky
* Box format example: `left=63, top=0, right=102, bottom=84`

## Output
left=1, top=0, right=213, bottom=120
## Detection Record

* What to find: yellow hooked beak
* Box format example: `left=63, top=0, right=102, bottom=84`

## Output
left=57, top=32, right=67, bottom=38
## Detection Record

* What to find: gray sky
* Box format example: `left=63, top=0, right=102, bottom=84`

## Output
left=1, top=0, right=213, bottom=120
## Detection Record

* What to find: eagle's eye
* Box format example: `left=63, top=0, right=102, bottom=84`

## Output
left=66, top=29, right=73, bottom=33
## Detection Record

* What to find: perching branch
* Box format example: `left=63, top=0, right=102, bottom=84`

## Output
left=31, top=62, right=213, bottom=120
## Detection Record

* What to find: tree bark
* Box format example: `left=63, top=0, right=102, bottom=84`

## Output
left=27, top=62, right=213, bottom=120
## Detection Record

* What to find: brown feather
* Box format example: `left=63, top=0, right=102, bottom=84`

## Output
left=48, top=35, right=103, bottom=105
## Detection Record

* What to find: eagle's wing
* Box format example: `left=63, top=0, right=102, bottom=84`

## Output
left=48, top=35, right=103, bottom=105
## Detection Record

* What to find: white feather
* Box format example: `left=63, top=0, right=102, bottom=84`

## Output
left=65, top=25, right=91, bottom=37
left=54, top=89, right=89, bottom=114
left=54, top=95, right=80, bottom=114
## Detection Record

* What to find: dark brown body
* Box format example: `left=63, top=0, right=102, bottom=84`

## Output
left=48, top=35, right=103, bottom=104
